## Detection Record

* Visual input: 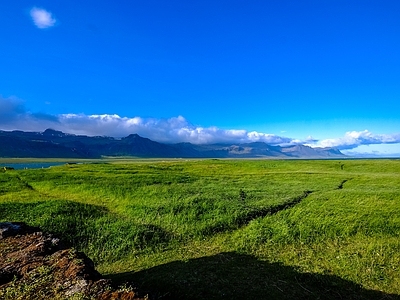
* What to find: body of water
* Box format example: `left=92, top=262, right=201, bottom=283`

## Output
left=1, top=162, right=66, bottom=170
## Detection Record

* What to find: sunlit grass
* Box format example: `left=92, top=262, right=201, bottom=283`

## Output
left=1, top=159, right=400, bottom=298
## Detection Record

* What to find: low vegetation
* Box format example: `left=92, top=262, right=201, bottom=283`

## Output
left=1, top=159, right=400, bottom=299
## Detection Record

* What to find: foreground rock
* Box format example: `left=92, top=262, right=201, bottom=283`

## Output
left=0, top=222, right=148, bottom=300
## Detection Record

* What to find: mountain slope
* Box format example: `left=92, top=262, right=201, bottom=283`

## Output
left=0, top=129, right=345, bottom=159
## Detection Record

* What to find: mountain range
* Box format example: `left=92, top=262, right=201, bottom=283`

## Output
left=0, top=129, right=345, bottom=159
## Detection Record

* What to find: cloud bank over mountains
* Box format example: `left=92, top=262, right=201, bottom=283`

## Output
left=1, top=97, right=399, bottom=153
left=60, top=114, right=295, bottom=145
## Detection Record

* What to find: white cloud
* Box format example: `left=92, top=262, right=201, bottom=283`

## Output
left=342, top=144, right=400, bottom=157
left=30, top=7, right=56, bottom=29
left=316, top=130, right=400, bottom=150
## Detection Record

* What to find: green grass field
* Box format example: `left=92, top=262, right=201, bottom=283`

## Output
left=1, top=159, right=400, bottom=299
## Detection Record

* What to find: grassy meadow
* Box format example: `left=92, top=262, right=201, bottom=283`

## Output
left=1, top=158, right=400, bottom=299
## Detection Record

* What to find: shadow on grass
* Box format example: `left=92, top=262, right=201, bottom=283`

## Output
left=200, top=191, right=313, bottom=236
left=109, top=252, right=400, bottom=300
left=236, top=190, right=313, bottom=228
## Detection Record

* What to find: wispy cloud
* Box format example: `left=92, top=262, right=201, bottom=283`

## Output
left=0, top=96, right=59, bottom=130
left=0, top=97, right=25, bottom=120
left=315, top=130, right=400, bottom=150
left=30, top=7, right=56, bottom=29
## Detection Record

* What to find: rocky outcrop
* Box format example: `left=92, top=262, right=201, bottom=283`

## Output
left=0, top=222, right=148, bottom=300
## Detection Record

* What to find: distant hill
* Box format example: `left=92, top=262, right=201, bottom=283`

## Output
left=0, top=129, right=345, bottom=159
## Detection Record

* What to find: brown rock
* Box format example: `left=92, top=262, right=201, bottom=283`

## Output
left=0, top=222, right=149, bottom=300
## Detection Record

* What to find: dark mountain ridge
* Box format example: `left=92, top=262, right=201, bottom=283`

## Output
left=0, top=129, right=345, bottom=158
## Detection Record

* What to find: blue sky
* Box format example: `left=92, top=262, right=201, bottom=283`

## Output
left=1, top=1, right=400, bottom=156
